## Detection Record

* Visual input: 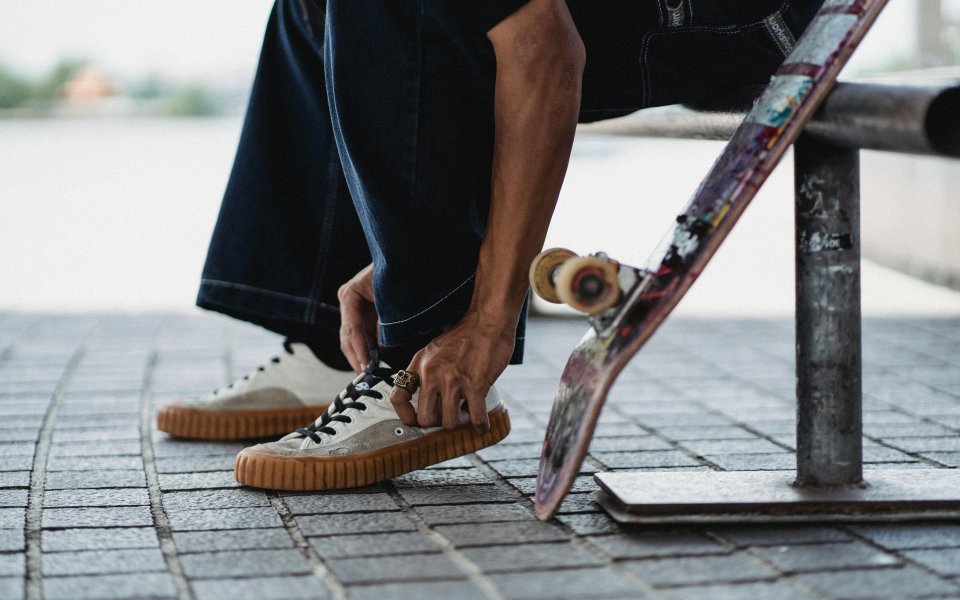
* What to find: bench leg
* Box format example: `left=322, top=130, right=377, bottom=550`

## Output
left=793, top=135, right=863, bottom=486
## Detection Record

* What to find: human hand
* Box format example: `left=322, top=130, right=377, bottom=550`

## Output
left=338, top=264, right=378, bottom=373
left=389, top=310, right=515, bottom=433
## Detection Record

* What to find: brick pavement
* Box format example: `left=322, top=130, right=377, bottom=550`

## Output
left=1, top=312, right=959, bottom=599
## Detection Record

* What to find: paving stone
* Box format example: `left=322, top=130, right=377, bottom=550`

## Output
left=43, top=572, right=177, bottom=600
left=883, top=436, right=960, bottom=453
left=0, top=429, right=40, bottom=442
left=865, top=423, right=957, bottom=438
left=709, top=525, right=852, bottom=547
left=657, top=425, right=756, bottom=442
left=0, top=489, right=28, bottom=507
left=594, top=450, right=704, bottom=469
left=489, top=566, right=644, bottom=599
left=0, top=552, right=25, bottom=576
left=45, top=469, right=146, bottom=490
left=794, top=566, right=960, bottom=599
left=151, top=439, right=245, bottom=458
left=414, top=503, right=535, bottom=525
left=0, top=577, right=23, bottom=600
left=50, top=440, right=143, bottom=458
left=499, top=428, right=549, bottom=444
left=347, top=580, right=487, bottom=600
left=42, top=506, right=154, bottom=528
left=0, top=455, right=34, bottom=471
left=682, top=438, right=790, bottom=455
left=327, top=553, right=465, bottom=584
left=556, top=513, right=622, bottom=536
left=168, top=506, right=283, bottom=531
left=461, top=541, right=606, bottom=573
left=42, top=547, right=167, bottom=576
left=282, top=492, right=398, bottom=515
left=705, top=453, right=798, bottom=471
left=173, top=528, right=295, bottom=554
left=46, top=456, right=144, bottom=471
left=555, top=492, right=602, bottom=514
left=751, top=541, right=899, bottom=573
left=426, top=456, right=475, bottom=469
left=588, top=529, right=729, bottom=559
left=920, top=451, right=960, bottom=467
left=433, top=520, right=566, bottom=548
left=0, top=508, right=25, bottom=528
left=0, top=442, right=37, bottom=457
left=43, top=488, right=150, bottom=508
left=587, top=436, right=675, bottom=452
left=55, top=414, right=140, bottom=430
left=42, top=527, right=159, bottom=552
left=180, top=549, right=312, bottom=578
left=901, top=547, right=960, bottom=577
left=659, top=581, right=819, bottom=600
left=397, top=485, right=515, bottom=506
left=154, top=455, right=237, bottom=473
left=161, top=488, right=269, bottom=511
left=309, top=531, right=441, bottom=558
left=158, top=471, right=241, bottom=491
left=192, top=575, right=329, bottom=600
left=52, top=427, right=141, bottom=443
left=624, top=552, right=777, bottom=587
left=297, top=511, right=415, bottom=537
left=0, top=528, right=24, bottom=552
left=392, top=468, right=493, bottom=487
left=850, top=523, right=960, bottom=550
left=863, top=446, right=920, bottom=463
left=491, top=457, right=590, bottom=478
left=509, top=476, right=598, bottom=496
left=475, top=442, right=543, bottom=461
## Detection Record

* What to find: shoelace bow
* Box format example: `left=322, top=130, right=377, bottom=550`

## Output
left=295, top=365, right=396, bottom=443
left=211, top=341, right=296, bottom=395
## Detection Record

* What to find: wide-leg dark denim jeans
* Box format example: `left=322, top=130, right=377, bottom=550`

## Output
left=197, top=0, right=822, bottom=367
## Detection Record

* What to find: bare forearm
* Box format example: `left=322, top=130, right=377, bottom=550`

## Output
left=476, top=1, right=585, bottom=324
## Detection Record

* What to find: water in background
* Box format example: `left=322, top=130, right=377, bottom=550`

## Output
left=1, top=117, right=959, bottom=317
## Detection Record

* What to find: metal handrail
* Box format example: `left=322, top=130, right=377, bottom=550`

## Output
left=579, top=81, right=960, bottom=158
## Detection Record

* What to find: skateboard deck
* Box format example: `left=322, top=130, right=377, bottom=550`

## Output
left=533, top=0, right=888, bottom=521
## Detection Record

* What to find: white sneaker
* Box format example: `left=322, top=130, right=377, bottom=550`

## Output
left=234, top=361, right=511, bottom=490
left=157, top=342, right=348, bottom=440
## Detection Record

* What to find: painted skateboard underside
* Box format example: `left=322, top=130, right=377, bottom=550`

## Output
left=534, top=0, right=889, bottom=521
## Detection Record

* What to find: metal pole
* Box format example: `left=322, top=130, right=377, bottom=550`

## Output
left=793, top=135, right=863, bottom=486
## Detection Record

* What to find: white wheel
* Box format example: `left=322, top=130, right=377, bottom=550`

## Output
left=554, top=256, right=620, bottom=314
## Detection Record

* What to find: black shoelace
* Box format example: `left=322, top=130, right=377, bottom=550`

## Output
left=294, top=362, right=396, bottom=443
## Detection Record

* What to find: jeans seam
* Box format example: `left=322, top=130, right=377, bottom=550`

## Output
left=379, top=273, right=475, bottom=326
left=200, top=278, right=338, bottom=311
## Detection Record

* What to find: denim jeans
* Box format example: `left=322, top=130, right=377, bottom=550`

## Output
left=197, top=0, right=822, bottom=368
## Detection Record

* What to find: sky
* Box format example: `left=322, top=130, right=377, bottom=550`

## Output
left=0, top=1, right=938, bottom=85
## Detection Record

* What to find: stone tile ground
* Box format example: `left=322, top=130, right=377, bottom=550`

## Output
left=0, top=312, right=959, bottom=599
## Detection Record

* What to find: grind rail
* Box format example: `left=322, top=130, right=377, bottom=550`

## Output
left=579, top=80, right=960, bottom=523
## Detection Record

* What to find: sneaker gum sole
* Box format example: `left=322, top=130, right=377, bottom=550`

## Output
left=234, top=407, right=511, bottom=491
left=157, top=404, right=329, bottom=441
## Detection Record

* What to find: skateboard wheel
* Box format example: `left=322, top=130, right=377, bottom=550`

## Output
left=555, top=256, right=619, bottom=314
left=529, top=247, right=577, bottom=304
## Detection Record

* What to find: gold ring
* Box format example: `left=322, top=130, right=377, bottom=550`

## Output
left=394, top=369, right=421, bottom=394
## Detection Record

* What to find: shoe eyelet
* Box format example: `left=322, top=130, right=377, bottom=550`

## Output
left=394, top=427, right=404, bottom=436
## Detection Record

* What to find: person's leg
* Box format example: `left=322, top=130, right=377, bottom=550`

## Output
left=160, top=0, right=364, bottom=441
left=322, top=0, right=530, bottom=369
left=197, top=0, right=369, bottom=370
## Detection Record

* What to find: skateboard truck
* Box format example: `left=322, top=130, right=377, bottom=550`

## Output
left=529, top=248, right=649, bottom=334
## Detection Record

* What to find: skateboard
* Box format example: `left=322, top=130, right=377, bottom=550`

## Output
left=530, top=0, right=889, bottom=521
